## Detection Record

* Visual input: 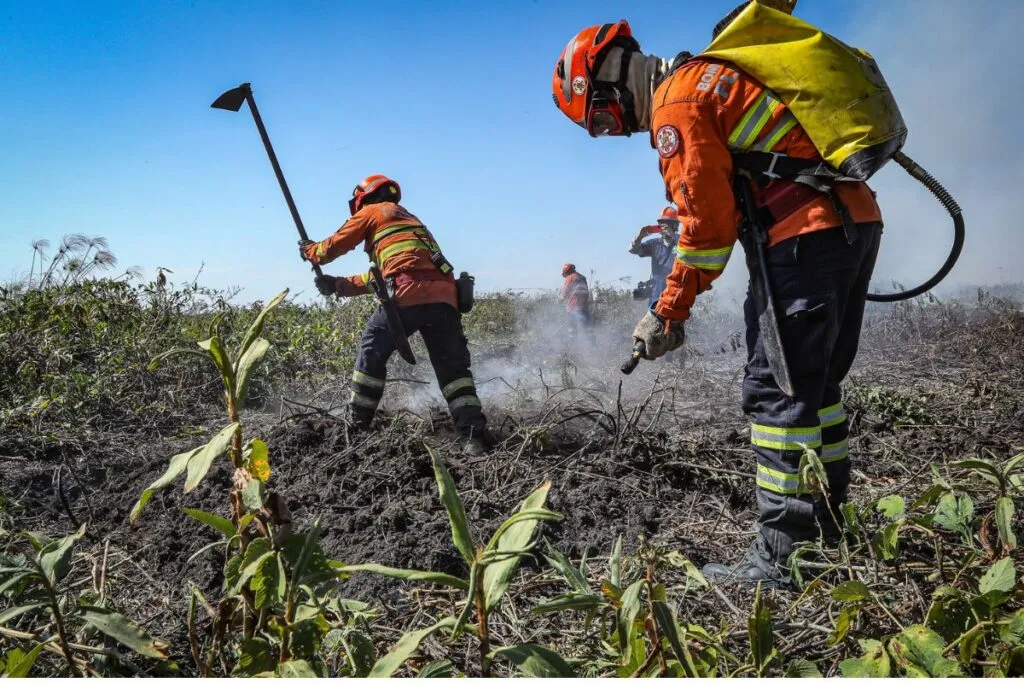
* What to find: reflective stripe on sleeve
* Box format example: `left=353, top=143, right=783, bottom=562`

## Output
left=676, top=245, right=733, bottom=271
left=817, top=402, right=846, bottom=429
left=752, top=111, right=798, bottom=152
left=751, top=423, right=822, bottom=451
left=728, top=91, right=783, bottom=151
left=442, top=377, right=476, bottom=398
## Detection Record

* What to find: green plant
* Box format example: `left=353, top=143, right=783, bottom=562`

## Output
left=343, top=445, right=564, bottom=677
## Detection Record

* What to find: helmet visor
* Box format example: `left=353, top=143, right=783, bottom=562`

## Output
left=586, top=92, right=626, bottom=137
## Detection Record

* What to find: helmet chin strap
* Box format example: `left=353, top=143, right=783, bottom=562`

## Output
left=597, top=48, right=670, bottom=133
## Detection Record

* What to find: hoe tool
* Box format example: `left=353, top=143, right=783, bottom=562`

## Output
left=211, top=82, right=416, bottom=365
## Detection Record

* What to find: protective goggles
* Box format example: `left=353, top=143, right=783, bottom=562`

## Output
left=348, top=185, right=364, bottom=216
left=585, top=90, right=627, bottom=137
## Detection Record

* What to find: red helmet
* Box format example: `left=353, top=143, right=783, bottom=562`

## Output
left=657, top=205, right=680, bottom=231
left=562, top=263, right=576, bottom=277
left=349, top=174, right=401, bottom=215
left=660, top=206, right=678, bottom=220
left=552, top=21, right=640, bottom=137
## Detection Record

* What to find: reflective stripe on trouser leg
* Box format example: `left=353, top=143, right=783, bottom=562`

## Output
left=350, top=307, right=395, bottom=419
left=751, top=422, right=821, bottom=495
left=350, top=368, right=385, bottom=412
left=818, top=399, right=851, bottom=505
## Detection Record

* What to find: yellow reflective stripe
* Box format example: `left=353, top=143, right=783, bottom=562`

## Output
left=752, top=111, right=798, bottom=152
left=818, top=402, right=846, bottom=429
left=756, top=464, right=809, bottom=495
left=377, top=239, right=428, bottom=263
left=751, top=423, right=822, bottom=450
left=315, top=243, right=327, bottom=258
left=821, top=439, right=849, bottom=463
left=729, top=92, right=783, bottom=151
left=442, top=377, right=475, bottom=398
left=349, top=391, right=379, bottom=409
left=728, top=92, right=769, bottom=148
left=358, top=273, right=372, bottom=292
left=352, top=370, right=384, bottom=389
left=676, top=245, right=733, bottom=271
left=448, top=396, right=482, bottom=412
left=373, top=224, right=419, bottom=242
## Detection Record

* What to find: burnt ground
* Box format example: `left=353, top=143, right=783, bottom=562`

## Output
left=2, top=301, right=1023, bottom=673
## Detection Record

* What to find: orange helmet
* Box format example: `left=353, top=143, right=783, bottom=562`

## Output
left=552, top=20, right=641, bottom=137
left=562, top=263, right=576, bottom=277
left=349, top=174, right=401, bottom=215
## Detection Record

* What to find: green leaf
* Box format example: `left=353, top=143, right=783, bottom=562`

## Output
left=80, top=605, right=169, bottom=659
left=934, top=492, right=974, bottom=535
left=841, top=502, right=863, bottom=536
left=232, top=637, right=276, bottom=677
left=231, top=550, right=275, bottom=597
left=368, top=617, right=455, bottom=678
left=876, top=495, right=906, bottom=520
left=236, top=337, right=271, bottom=409
left=618, top=580, right=645, bottom=661
left=427, top=446, right=475, bottom=565
left=542, top=539, right=590, bottom=593
left=451, top=564, right=480, bottom=639
left=147, top=347, right=209, bottom=372
left=38, top=525, right=85, bottom=585
left=871, top=522, right=900, bottom=561
left=252, top=552, right=286, bottom=610
left=785, top=658, right=821, bottom=677
left=277, top=659, right=317, bottom=677
left=979, top=557, right=1016, bottom=595
left=197, top=336, right=235, bottom=396
left=286, top=519, right=325, bottom=596
left=238, top=289, right=288, bottom=360
left=531, top=592, right=606, bottom=616
left=341, top=563, right=469, bottom=591
left=243, top=438, right=271, bottom=482
left=183, top=422, right=239, bottom=493
left=956, top=458, right=1003, bottom=484
left=343, top=631, right=377, bottom=677
left=609, top=535, right=623, bottom=590
left=130, top=447, right=202, bottom=521
left=996, top=496, right=1017, bottom=550
left=665, top=551, right=710, bottom=589
left=748, top=582, right=774, bottom=674
left=839, top=639, right=891, bottom=677
left=417, top=660, right=454, bottom=677
left=888, top=624, right=963, bottom=677
left=1003, top=452, right=1024, bottom=478
left=488, top=643, right=575, bottom=677
left=4, top=642, right=46, bottom=677
left=827, top=605, right=858, bottom=646
left=0, top=602, right=48, bottom=625
left=290, top=616, right=328, bottom=659
left=483, top=480, right=553, bottom=612
left=832, top=580, right=873, bottom=603
left=181, top=507, right=236, bottom=538
left=242, top=479, right=266, bottom=511
left=652, top=600, right=699, bottom=677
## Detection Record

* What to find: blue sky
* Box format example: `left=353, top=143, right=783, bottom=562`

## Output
left=1, top=1, right=1020, bottom=303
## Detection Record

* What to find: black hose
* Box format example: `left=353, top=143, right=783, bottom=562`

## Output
left=866, top=151, right=965, bottom=302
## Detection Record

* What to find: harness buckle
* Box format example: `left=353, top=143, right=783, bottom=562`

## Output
left=764, top=152, right=783, bottom=180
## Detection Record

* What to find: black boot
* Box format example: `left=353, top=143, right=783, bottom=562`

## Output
left=460, top=425, right=497, bottom=457
left=348, top=407, right=374, bottom=433
left=701, top=528, right=793, bottom=589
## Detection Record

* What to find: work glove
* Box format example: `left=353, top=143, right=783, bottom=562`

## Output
left=631, top=309, right=685, bottom=360
left=298, top=239, right=316, bottom=263
left=314, top=274, right=338, bottom=296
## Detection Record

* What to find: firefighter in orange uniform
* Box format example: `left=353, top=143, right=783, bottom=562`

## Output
left=551, top=7, right=883, bottom=587
left=300, top=175, right=494, bottom=456
left=557, top=263, right=592, bottom=336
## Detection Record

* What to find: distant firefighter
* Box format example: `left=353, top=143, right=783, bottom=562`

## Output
left=629, top=206, right=680, bottom=307
left=557, top=263, right=592, bottom=337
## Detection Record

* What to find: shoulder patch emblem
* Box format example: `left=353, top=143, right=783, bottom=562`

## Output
left=656, top=125, right=681, bottom=158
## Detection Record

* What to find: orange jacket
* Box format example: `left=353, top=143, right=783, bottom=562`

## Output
left=302, top=202, right=457, bottom=309
left=649, top=57, right=882, bottom=321
left=558, top=272, right=590, bottom=312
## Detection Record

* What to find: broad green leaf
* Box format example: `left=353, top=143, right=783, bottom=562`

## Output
left=1003, top=452, right=1024, bottom=478
left=342, top=563, right=469, bottom=591
left=839, top=639, right=891, bottom=677
left=368, top=617, right=455, bottom=678
left=652, top=600, right=698, bottom=677
left=183, top=422, right=239, bottom=493
left=958, top=626, right=985, bottom=666
left=4, top=642, right=46, bottom=677
left=832, top=580, right=873, bottom=603
left=827, top=605, right=858, bottom=646
left=38, top=525, right=85, bottom=585
left=483, top=480, right=553, bottom=612
left=236, top=337, right=271, bottom=409
left=277, top=659, right=317, bottom=677
left=287, top=519, right=325, bottom=595
left=147, top=347, right=209, bottom=371
left=541, top=539, right=590, bottom=593
left=979, top=557, right=1016, bottom=595
left=290, top=616, right=329, bottom=659
left=956, top=458, right=1003, bottom=485
left=531, top=592, right=605, bottom=616
left=488, top=643, right=576, bottom=677
left=0, top=570, right=36, bottom=596
left=910, top=484, right=948, bottom=510
left=130, top=446, right=202, bottom=521
left=665, top=551, right=710, bottom=589
left=888, top=624, right=963, bottom=677
left=996, top=496, right=1017, bottom=550
left=871, top=522, right=900, bottom=561
left=343, top=631, right=377, bottom=677
left=197, top=336, right=235, bottom=396
left=232, top=637, right=275, bottom=677
left=80, top=605, right=169, bottom=659
left=237, top=289, right=288, bottom=360
left=231, top=551, right=275, bottom=597
left=609, top=535, right=623, bottom=590
left=785, top=658, right=821, bottom=677
left=841, top=502, right=863, bottom=536
left=243, top=438, right=271, bottom=482
left=242, top=480, right=266, bottom=511
left=926, top=586, right=973, bottom=643
left=252, top=553, right=286, bottom=610
left=876, top=495, right=905, bottom=520
left=417, top=660, right=454, bottom=677
left=182, top=507, right=236, bottom=538
left=0, top=602, right=48, bottom=625
left=748, top=582, right=774, bottom=674
left=618, top=580, right=646, bottom=661
left=934, top=492, right=974, bottom=536
left=485, top=509, right=561, bottom=553
left=427, top=446, right=475, bottom=565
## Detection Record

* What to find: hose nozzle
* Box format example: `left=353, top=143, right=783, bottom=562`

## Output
left=621, top=341, right=646, bottom=375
